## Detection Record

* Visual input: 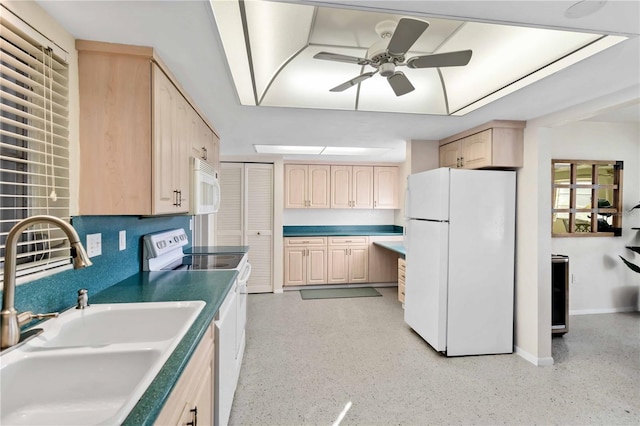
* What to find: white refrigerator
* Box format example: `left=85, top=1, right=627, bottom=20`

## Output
left=404, top=168, right=516, bottom=356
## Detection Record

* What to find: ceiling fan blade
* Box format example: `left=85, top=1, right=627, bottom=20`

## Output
left=387, top=72, right=415, bottom=96
left=314, top=51, right=369, bottom=65
left=407, top=50, right=473, bottom=69
left=387, top=18, right=429, bottom=56
left=330, top=72, right=376, bottom=92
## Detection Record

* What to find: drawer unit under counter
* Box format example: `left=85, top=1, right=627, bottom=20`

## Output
left=285, top=237, right=327, bottom=246
left=398, top=258, right=406, bottom=303
left=328, top=236, right=369, bottom=246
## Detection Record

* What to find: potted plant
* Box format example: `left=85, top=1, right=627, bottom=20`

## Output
left=620, top=202, right=640, bottom=273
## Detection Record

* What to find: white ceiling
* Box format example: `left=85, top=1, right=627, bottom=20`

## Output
left=36, top=0, right=640, bottom=163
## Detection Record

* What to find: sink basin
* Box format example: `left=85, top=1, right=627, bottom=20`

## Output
left=1, top=348, right=162, bottom=425
left=0, top=300, right=206, bottom=425
left=32, top=301, right=206, bottom=348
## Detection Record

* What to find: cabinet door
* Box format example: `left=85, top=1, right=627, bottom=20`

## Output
left=308, top=165, right=330, bottom=208
left=153, top=66, right=179, bottom=214
left=190, top=108, right=205, bottom=161
left=78, top=50, right=152, bottom=215
left=215, top=163, right=244, bottom=246
left=439, top=142, right=460, bottom=168
left=245, top=164, right=274, bottom=293
left=461, top=129, right=492, bottom=169
left=349, top=246, right=369, bottom=283
left=307, top=246, right=327, bottom=284
left=174, top=96, right=190, bottom=213
left=284, top=247, right=306, bottom=286
left=284, top=164, right=308, bottom=208
left=352, top=166, right=373, bottom=209
left=373, top=166, right=398, bottom=209
left=330, top=165, right=351, bottom=208
left=211, top=132, right=220, bottom=172
left=327, top=246, right=349, bottom=284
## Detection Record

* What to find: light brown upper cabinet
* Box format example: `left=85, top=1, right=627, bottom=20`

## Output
left=438, top=121, right=525, bottom=169
left=76, top=40, right=219, bottom=215
left=373, top=166, right=399, bottom=209
left=284, top=164, right=330, bottom=208
left=331, top=165, right=374, bottom=209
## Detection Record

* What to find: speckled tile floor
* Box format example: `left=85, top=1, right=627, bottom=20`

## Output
left=229, top=287, right=640, bottom=425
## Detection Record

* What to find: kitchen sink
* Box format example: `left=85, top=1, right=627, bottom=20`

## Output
left=0, top=300, right=206, bottom=425
left=31, top=301, right=206, bottom=348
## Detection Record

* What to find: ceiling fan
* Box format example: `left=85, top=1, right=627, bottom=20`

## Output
left=313, top=18, right=473, bottom=96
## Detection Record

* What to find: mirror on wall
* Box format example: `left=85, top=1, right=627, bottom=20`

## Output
left=552, top=160, right=623, bottom=237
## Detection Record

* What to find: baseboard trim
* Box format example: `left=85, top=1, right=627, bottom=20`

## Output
left=569, top=306, right=638, bottom=315
left=515, top=345, right=555, bottom=366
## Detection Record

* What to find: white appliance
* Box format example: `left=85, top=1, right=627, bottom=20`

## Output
left=404, top=168, right=516, bottom=356
left=191, top=157, right=220, bottom=215
left=142, top=229, right=250, bottom=426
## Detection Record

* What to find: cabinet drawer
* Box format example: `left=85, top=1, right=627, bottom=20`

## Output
left=398, top=257, right=406, bottom=272
left=398, top=281, right=405, bottom=303
left=329, top=236, right=369, bottom=246
left=285, top=237, right=327, bottom=246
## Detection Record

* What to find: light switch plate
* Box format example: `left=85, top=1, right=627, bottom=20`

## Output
left=119, top=230, right=126, bottom=251
left=86, top=233, right=102, bottom=257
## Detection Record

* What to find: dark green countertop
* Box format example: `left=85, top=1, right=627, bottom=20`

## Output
left=373, top=241, right=406, bottom=257
left=90, top=270, right=238, bottom=426
left=284, top=225, right=403, bottom=237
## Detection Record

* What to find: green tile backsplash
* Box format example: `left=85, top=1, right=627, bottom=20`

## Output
left=6, top=215, right=191, bottom=317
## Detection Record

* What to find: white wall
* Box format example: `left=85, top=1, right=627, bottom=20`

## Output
left=550, top=121, right=640, bottom=314
left=515, top=127, right=554, bottom=366
left=395, top=139, right=439, bottom=225
left=283, top=209, right=395, bottom=226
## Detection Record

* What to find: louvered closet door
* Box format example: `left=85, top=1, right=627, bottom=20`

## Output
left=215, top=163, right=244, bottom=246
left=245, top=164, right=274, bottom=293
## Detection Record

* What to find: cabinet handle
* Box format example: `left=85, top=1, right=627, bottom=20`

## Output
left=460, top=156, right=464, bottom=167
left=374, top=200, right=377, bottom=208
left=456, top=158, right=460, bottom=168
left=202, top=146, right=208, bottom=160
left=173, top=190, right=179, bottom=207
left=187, top=406, right=198, bottom=426
left=257, top=232, right=261, bottom=235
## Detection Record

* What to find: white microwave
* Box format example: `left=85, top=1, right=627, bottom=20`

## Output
left=191, top=157, right=220, bottom=215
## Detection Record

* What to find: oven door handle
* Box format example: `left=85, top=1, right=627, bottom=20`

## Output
left=238, top=262, right=252, bottom=293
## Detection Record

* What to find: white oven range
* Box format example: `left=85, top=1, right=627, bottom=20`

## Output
left=143, top=228, right=250, bottom=426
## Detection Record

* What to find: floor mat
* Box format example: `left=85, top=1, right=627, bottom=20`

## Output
left=300, top=287, right=381, bottom=300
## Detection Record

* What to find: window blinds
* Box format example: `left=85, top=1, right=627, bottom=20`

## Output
left=1, top=8, right=72, bottom=281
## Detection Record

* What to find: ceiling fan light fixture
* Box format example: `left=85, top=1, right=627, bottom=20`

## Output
left=379, top=62, right=395, bottom=77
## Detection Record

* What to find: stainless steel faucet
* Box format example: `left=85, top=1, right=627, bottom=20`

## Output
left=76, top=288, right=89, bottom=309
left=1, top=215, right=93, bottom=349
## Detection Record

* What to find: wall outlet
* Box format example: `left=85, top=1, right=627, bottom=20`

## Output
left=119, top=230, right=126, bottom=251
left=86, top=233, right=102, bottom=257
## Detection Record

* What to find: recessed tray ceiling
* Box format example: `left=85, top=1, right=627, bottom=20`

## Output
left=211, top=0, right=626, bottom=116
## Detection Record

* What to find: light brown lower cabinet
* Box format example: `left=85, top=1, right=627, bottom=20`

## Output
left=284, top=237, right=327, bottom=286
left=155, top=323, right=215, bottom=426
left=398, top=258, right=406, bottom=303
left=327, top=237, right=369, bottom=284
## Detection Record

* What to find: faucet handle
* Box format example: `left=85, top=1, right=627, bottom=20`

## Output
left=76, top=288, right=89, bottom=309
left=16, top=311, right=59, bottom=327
